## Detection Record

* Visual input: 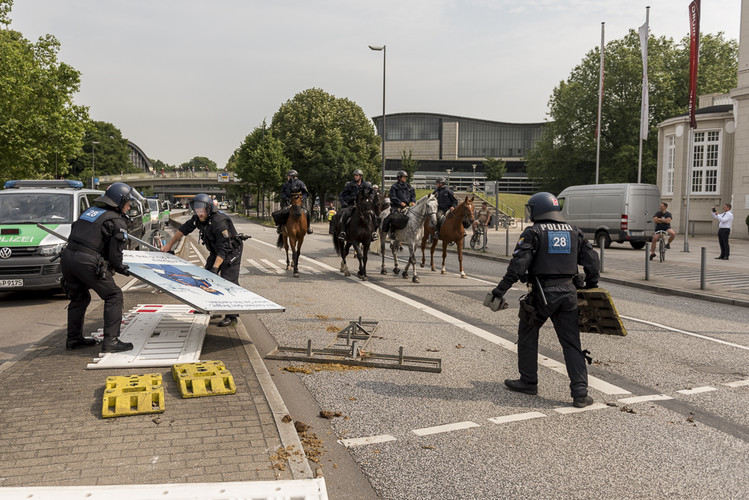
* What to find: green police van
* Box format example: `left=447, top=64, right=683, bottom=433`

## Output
left=0, top=180, right=106, bottom=291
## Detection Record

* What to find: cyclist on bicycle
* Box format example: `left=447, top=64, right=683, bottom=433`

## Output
left=472, top=201, right=492, bottom=234
left=650, top=201, right=676, bottom=261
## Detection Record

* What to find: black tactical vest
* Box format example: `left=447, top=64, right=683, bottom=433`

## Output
left=528, top=222, right=579, bottom=276
left=69, top=206, right=123, bottom=254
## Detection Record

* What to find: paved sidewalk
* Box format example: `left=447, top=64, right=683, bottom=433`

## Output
left=0, top=251, right=317, bottom=495
left=461, top=227, right=749, bottom=307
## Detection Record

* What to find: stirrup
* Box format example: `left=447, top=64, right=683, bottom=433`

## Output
left=372, top=232, right=378, bottom=241
left=338, top=232, right=346, bottom=241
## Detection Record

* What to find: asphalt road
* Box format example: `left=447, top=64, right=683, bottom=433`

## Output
left=4, top=216, right=748, bottom=499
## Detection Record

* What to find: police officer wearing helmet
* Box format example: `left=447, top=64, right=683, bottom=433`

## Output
left=61, top=182, right=135, bottom=352
left=162, top=193, right=244, bottom=327
left=277, top=170, right=312, bottom=235
left=389, top=171, right=415, bottom=209
left=432, top=176, right=457, bottom=240
left=486, top=192, right=600, bottom=408
left=337, top=168, right=378, bottom=241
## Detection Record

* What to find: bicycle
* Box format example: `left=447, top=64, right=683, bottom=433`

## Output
left=498, top=215, right=517, bottom=230
left=654, top=230, right=669, bottom=262
left=469, top=223, right=488, bottom=251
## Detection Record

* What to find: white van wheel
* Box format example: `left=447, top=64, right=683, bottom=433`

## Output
left=596, top=232, right=611, bottom=249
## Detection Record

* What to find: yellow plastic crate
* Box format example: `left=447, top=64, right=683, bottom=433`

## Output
left=171, top=361, right=236, bottom=398
left=101, top=373, right=165, bottom=418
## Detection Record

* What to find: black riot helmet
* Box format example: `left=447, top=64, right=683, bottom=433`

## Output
left=95, top=182, right=133, bottom=211
left=190, top=193, right=216, bottom=214
left=397, top=170, right=407, bottom=180
left=353, top=169, right=364, bottom=177
left=436, top=177, right=446, bottom=185
left=287, top=170, right=298, bottom=178
left=525, top=192, right=565, bottom=222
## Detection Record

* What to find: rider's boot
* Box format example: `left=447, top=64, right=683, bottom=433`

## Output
left=276, top=225, right=282, bottom=234
left=305, top=209, right=313, bottom=234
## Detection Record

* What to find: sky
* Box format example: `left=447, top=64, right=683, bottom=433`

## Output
left=8, top=0, right=742, bottom=168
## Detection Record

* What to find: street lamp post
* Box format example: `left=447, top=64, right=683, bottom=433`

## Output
left=446, top=169, right=452, bottom=188
left=91, top=141, right=100, bottom=189
left=472, top=164, right=476, bottom=192
left=369, top=44, right=386, bottom=190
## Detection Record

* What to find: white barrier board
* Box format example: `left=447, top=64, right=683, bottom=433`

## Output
left=123, top=250, right=284, bottom=314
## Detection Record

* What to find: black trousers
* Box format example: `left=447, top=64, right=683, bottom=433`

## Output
left=516, top=290, right=588, bottom=398
left=61, top=250, right=123, bottom=340
left=718, top=228, right=731, bottom=258
left=206, top=249, right=242, bottom=319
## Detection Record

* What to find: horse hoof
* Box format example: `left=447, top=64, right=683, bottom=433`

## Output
left=441, top=270, right=446, bottom=274
left=402, top=272, right=408, bottom=279
left=381, top=269, right=387, bottom=275
left=412, top=276, right=420, bottom=283
left=460, top=273, right=467, bottom=279
left=293, top=272, right=299, bottom=278
left=344, top=271, right=350, bottom=277
left=393, top=268, right=400, bottom=275
left=287, top=265, right=292, bottom=271
left=419, top=263, right=424, bottom=268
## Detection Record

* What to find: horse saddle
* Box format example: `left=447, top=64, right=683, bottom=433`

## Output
left=389, top=211, right=409, bottom=230
left=272, top=208, right=290, bottom=226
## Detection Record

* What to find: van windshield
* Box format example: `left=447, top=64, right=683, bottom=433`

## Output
left=0, top=193, right=73, bottom=224
left=148, top=199, right=159, bottom=212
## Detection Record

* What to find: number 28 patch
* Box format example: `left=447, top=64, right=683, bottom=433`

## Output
left=547, top=231, right=571, bottom=254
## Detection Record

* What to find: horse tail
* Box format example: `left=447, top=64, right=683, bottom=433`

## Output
left=333, top=233, right=343, bottom=256
left=276, top=232, right=284, bottom=249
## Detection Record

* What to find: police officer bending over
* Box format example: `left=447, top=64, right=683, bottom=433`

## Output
left=486, top=192, right=600, bottom=408
left=277, top=170, right=312, bottom=235
left=162, top=193, right=244, bottom=327
left=61, top=182, right=134, bottom=352
left=432, top=176, right=457, bottom=240
left=337, top=168, right=378, bottom=242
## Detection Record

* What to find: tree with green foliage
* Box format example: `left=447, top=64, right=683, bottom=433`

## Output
left=67, top=121, right=135, bottom=183
left=234, top=122, right=290, bottom=216
left=0, top=0, right=89, bottom=184
left=400, top=150, right=419, bottom=182
left=271, top=88, right=380, bottom=207
left=483, top=156, right=506, bottom=182
left=180, top=156, right=217, bottom=173
left=526, top=31, right=738, bottom=194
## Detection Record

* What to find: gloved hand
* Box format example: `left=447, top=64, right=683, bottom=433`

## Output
left=209, top=267, right=219, bottom=275
left=491, top=286, right=506, bottom=299
left=114, top=264, right=130, bottom=276
left=483, top=292, right=508, bottom=312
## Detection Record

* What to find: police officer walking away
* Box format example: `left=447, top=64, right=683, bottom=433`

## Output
left=162, top=193, right=244, bottom=327
left=485, top=192, right=600, bottom=408
left=61, top=182, right=135, bottom=352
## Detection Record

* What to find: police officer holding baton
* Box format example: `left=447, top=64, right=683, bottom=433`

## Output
left=162, top=194, right=245, bottom=327
left=61, top=182, right=135, bottom=352
left=484, top=192, right=600, bottom=407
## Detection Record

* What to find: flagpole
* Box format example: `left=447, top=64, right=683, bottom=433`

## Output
left=638, top=6, right=650, bottom=184
left=596, top=22, right=604, bottom=184
left=684, top=0, right=701, bottom=253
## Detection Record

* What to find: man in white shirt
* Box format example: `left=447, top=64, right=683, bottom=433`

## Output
left=711, top=203, right=733, bottom=260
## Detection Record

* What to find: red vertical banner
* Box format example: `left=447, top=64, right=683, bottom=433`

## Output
left=688, top=0, right=701, bottom=129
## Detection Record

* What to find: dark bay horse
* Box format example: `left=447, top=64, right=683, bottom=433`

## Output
left=276, top=192, right=307, bottom=277
left=332, top=186, right=376, bottom=280
left=421, top=195, right=474, bottom=278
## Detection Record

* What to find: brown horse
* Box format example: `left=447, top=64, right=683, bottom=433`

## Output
left=276, top=192, right=308, bottom=277
left=421, top=196, right=474, bottom=278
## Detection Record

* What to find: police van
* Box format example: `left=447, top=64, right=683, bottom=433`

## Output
left=0, top=180, right=105, bottom=291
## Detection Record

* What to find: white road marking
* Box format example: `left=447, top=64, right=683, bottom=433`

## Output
left=260, top=258, right=285, bottom=274
left=620, top=315, right=749, bottom=352
left=553, top=403, right=610, bottom=414
left=252, top=237, right=631, bottom=395
left=488, top=412, right=547, bottom=425
left=618, top=394, right=673, bottom=404
left=276, top=260, right=320, bottom=274
left=412, top=421, right=481, bottom=436
left=338, top=434, right=397, bottom=447
left=677, top=386, right=717, bottom=395
left=723, top=378, right=749, bottom=388
left=247, top=259, right=275, bottom=274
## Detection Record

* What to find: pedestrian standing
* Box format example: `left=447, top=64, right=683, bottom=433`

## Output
left=162, top=194, right=244, bottom=327
left=485, top=192, right=600, bottom=408
left=712, top=203, right=733, bottom=260
left=61, top=183, right=135, bottom=352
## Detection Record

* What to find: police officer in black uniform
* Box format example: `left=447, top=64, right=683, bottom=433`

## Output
left=485, top=192, right=600, bottom=408
left=61, top=182, right=134, bottom=352
left=278, top=170, right=312, bottom=235
left=162, top=194, right=244, bottom=327
left=337, top=168, right=378, bottom=241
left=383, top=171, right=415, bottom=237
left=433, top=176, right=457, bottom=240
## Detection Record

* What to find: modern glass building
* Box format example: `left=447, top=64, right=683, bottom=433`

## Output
left=372, top=112, right=545, bottom=193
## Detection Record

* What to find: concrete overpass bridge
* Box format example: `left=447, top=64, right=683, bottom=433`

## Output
left=97, top=171, right=242, bottom=200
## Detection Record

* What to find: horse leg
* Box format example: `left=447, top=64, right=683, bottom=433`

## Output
left=429, top=239, right=438, bottom=272
left=352, top=242, right=366, bottom=280
left=441, top=241, right=448, bottom=274
left=292, top=239, right=301, bottom=278
left=391, top=239, right=400, bottom=275
left=409, top=246, right=420, bottom=283
left=380, top=234, right=387, bottom=275
left=341, top=242, right=351, bottom=276
left=457, top=240, right=467, bottom=278
left=360, top=241, right=370, bottom=280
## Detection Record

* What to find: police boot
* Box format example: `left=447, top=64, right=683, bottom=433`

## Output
left=504, top=379, right=538, bottom=395
left=102, top=337, right=134, bottom=352
left=305, top=210, right=313, bottom=234
left=219, top=316, right=237, bottom=327
left=276, top=225, right=283, bottom=234
left=66, top=337, right=97, bottom=350
left=573, top=395, right=594, bottom=408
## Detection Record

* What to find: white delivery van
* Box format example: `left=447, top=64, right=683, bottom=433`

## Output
left=556, top=183, right=661, bottom=249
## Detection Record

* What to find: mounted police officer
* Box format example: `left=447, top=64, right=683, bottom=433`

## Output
left=162, top=193, right=244, bottom=327
left=337, top=168, right=378, bottom=242
left=61, top=182, right=135, bottom=352
left=277, top=170, right=312, bottom=235
left=485, top=192, right=600, bottom=408
left=432, top=176, right=457, bottom=240
left=382, top=171, right=415, bottom=237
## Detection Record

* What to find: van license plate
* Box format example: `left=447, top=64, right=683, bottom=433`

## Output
left=0, top=279, right=23, bottom=288
left=629, top=231, right=644, bottom=236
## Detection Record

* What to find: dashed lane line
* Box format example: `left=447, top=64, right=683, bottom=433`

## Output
left=618, top=394, right=673, bottom=404
left=553, top=402, right=610, bottom=414
left=487, top=411, right=547, bottom=425
left=724, top=378, right=749, bottom=388
left=412, top=421, right=481, bottom=436
left=338, top=434, right=397, bottom=447
left=677, top=386, right=718, bottom=395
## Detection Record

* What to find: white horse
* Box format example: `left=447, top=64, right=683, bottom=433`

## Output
left=379, top=194, right=438, bottom=283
